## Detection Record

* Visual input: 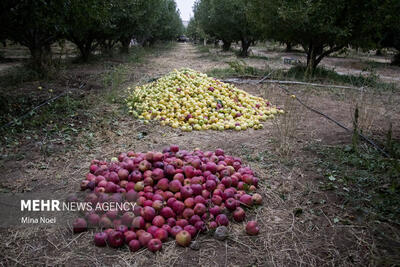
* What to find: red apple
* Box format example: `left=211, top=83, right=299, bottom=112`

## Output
left=167, top=217, right=176, bottom=227
left=94, top=232, right=108, bottom=247
left=124, top=230, right=137, bottom=243
left=191, top=184, right=203, bottom=195
left=205, top=180, right=217, bottom=192
left=170, top=145, right=179, bottom=153
left=176, top=219, right=188, bottom=228
left=182, top=208, right=194, bottom=219
left=139, top=160, right=151, bottom=172
left=118, top=169, right=129, bottom=180
left=73, top=218, right=87, bottom=233
left=107, top=230, right=124, bottom=248
left=172, top=200, right=185, bottom=215
left=141, top=206, right=156, bottom=222
left=209, top=206, right=221, bottom=216
left=152, top=200, right=163, bottom=211
left=184, top=197, right=195, bottom=208
left=154, top=228, right=168, bottom=241
left=125, top=190, right=138, bottom=202
left=216, top=214, right=229, bottom=226
left=184, top=225, right=197, bottom=238
left=189, top=215, right=201, bottom=225
left=147, top=225, right=159, bottom=237
left=152, top=216, right=165, bottom=227
left=233, top=207, right=246, bottom=222
left=147, top=238, right=162, bottom=252
left=132, top=216, right=145, bottom=229
left=139, top=232, right=152, bottom=246
left=129, top=239, right=141, bottom=252
left=193, top=203, right=206, bottom=215
left=246, top=221, right=260, bottom=235
left=170, top=225, right=183, bottom=237
left=194, top=195, right=205, bottom=204
left=225, top=198, right=238, bottom=211
left=169, top=180, right=182, bottom=192
left=87, top=213, right=100, bottom=227
left=208, top=221, right=218, bottom=230
left=99, top=216, right=113, bottom=229
left=240, top=194, right=253, bottom=206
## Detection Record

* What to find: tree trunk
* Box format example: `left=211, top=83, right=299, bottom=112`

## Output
left=392, top=51, right=400, bottom=66
left=239, top=39, right=251, bottom=57
left=101, top=40, right=115, bottom=56
left=285, top=42, right=292, bottom=52
left=76, top=40, right=94, bottom=62
left=28, top=44, right=52, bottom=73
left=222, top=40, right=231, bottom=51
left=120, top=38, right=130, bottom=54
left=305, top=45, right=317, bottom=78
left=376, top=49, right=383, bottom=56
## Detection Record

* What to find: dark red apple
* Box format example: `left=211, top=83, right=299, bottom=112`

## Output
left=193, top=203, right=206, bottom=215
left=180, top=185, right=193, bottom=199
left=152, top=216, right=165, bottom=227
left=184, top=197, right=195, bottom=208
left=172, top=200, right=185, bottom=215
left=169, top=180, right=182, bottom=193
left=154, top=228, right=168, bottom=242
left=129, top=239, right=141, bottom=252
left=176, top=219, right=188, bottom=228
left=107, top=230, right=124, bottom=248
left=141, top=206, right=156, bottom=222
left=124, top=230, right=137, bottom=243
left=233, top=207, right=245, bottom=222
left=216, top=214, right=229, bottom=226
left=184, top=225, right=197, bottom=238
left=182, top=208, right=194, bottom=219
left=147, top=238, right=162, bottom=252
left=246, top=221, right=260, bottom=235
left=170, top=225, right=183, bottom=237
left=118, top=169, right=129, bottom=181
left=210, top=205, right=221, bottom=216
left=240, top=194, right=253, bottom=206
left=167, top=217, right=176, bottom=227
left=132, top=216, right=145, bottom=229
left=87, top=213, right=100, bottom=227
left=138, top=232, right=152, bottom=246
left=225, top=198, right=238, bottom=211
left=99, top=216, right=113, bottom=229
left=94, top=232, right=108, bottom=246
left=73, top=218, right=87, bottom=233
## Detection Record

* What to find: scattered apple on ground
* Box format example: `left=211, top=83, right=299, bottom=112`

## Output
left=74, top=146, right=263, bottom=253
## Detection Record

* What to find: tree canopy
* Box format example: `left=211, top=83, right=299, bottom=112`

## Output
left=0, top=0, right=184, bottom=71
left=250, top=0, right=379, bottom=76
left=194, top=0, right=261, bottom=56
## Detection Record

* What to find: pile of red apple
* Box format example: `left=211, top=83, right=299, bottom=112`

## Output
left=75, top=146, right=261, bottom=253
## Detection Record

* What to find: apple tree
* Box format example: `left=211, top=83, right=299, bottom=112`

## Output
left=0, top=0, right=64, bottom=72
left=250, top=0, right=378, bottom=76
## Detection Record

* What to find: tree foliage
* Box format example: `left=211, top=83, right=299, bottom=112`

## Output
left=0, top=0, right=64, bottom=71
left=194, top=0, right=261, bottom=56
left=378, top=0, right=400, bottom=65
left=250, top=0, right=379, bottom=76
left=1, top=0, right=183, bottom=69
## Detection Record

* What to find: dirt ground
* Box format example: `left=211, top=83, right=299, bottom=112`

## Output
left=0, top=43, right=399, bottom=266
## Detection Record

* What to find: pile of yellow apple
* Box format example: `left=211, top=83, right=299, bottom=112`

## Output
left=126, top=68, right=283, bottom=131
